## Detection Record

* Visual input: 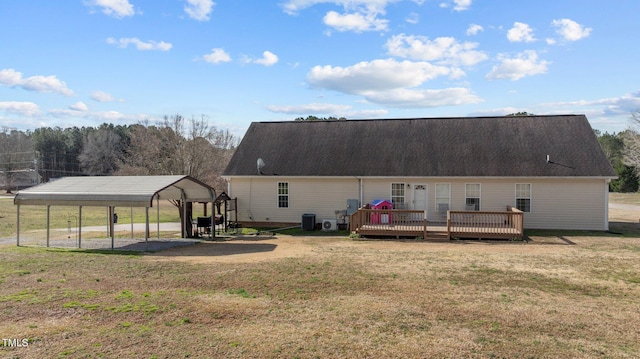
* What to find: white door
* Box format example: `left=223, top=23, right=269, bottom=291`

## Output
left=413, top=184, right=428, bottom=221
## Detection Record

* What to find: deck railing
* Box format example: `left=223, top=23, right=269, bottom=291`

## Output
left=447, top=206, right=524, bottom=240
left=349, top=209, right=428, bottom=237
left=349, top=206, right=524, bottom=240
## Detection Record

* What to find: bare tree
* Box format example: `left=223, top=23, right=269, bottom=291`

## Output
left=622, top=112, right=640, bottom=170
left=117, top=114, right=239, bottom=236
left=78, top=128, right=125, bottom=175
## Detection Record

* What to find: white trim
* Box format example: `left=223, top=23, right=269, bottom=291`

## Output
left=465, top=183, right=481, bottom=211
left=277, top=181, right=289, bottom=208
left=390, top=182, right=406, bottom=207
left=515, top=183, right=532, bottom=213
left=412, top=183, right=428, bottom=215
left=435, top=182, right=451, bottom=211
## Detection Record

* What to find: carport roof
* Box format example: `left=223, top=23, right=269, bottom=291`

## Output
left=14, top=175, right=216, bottom=207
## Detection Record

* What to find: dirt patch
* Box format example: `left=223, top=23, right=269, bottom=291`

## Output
left=148, top=203, right=640, bottom=265
left=148, top=235, right=345, bottom=264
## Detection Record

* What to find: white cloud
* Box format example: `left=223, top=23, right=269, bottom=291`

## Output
left=202, top=48, right=232, bottom=64
left=362, top=87, right=482, bottom=107
left=307, top=58, right=451, bottom=94
left=0, top=101, right=41, bottom=116
left=348, top=109, right=389, bottom=118
left=85, top=0, right=135, bottom=18
left=252, top=51, right=279, bottom=66
left=266, top=103, right=352, bottom=114
left=469, top=107, right=532, bottom=117
left=545, top=90, right=640, bottom=116
left=323, top=10, right=388, bottom=32
left=439, top=0, right=472, bottom=11
left=184, top=0, right=215, bottom=21
left=281, top=0, right=395, bottom=33
left=466, top=23, right=483, bottom=36
left=69, top=102, right=89, bottom=112
left=552, top=18, right=592, bottom=41
left=486, top=50, right=550, bottom=81
left=281, top=0, right=396, bottom=15
left=405, top=12, right=419, bottom=24
left=48, top=108, right=146, bottom=123
left=507, top=22, right=536, bottom=42
left=452, top=0, right=472, bottom=11
left=0, top=68, right=74, bottom=96
left=385, top=34, right=487, bottom=66
left=106, top=37, right=172, bottom=51
left=91, top=90, right=116, bottom=102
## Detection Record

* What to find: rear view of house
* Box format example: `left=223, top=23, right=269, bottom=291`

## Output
left=223, top=115, right=616, bottom=231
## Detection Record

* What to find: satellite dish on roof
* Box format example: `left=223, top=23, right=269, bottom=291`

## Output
left=257, top=158, right=266, bottom=175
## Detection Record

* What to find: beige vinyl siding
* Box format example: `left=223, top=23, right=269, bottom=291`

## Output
left=228, top=177, right=359, bottom=225
left=443, top=178, right=607, bottom=230
left=228, top=176, right=609, bottom=230
left=524, top=179, right=607, bottom=230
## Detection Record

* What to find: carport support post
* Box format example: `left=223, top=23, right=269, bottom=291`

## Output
left=156, top=195, right=160, bottom=240
left=46, top=205, right=50, bottom=247
left=145, top=207, right=149, bottom=251
left=181, top=191, right=187, bottom=239
left=109, top=206, right=115, bottom=249
left=130, top=207, right=134, bottom=239
left=16, top=204, right=20, bottom=246
left=78, top=206, right=82, bottom=249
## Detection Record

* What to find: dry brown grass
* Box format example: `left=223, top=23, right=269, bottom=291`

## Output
left=2, top=234, right=640, bottom=358
left=0, top=195, right=640, bottom=358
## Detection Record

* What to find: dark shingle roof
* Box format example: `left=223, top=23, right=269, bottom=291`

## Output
left=223, top=115, right=616, bottom=177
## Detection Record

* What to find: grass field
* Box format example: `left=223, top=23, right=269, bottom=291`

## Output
left=0, top=194, right=639, bottom=358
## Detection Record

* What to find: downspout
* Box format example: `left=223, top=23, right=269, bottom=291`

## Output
left=359, top=177, right=363, bottom=207
left=604, top=179, right=611, bottom=231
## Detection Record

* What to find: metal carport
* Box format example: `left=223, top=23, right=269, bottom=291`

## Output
left=13, top=175, right=216, bottom=249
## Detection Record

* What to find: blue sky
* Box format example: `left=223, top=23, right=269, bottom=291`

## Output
left=1, top=0, right=639, bottom=138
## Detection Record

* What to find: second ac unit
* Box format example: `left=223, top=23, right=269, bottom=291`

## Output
left=322, top=219, right=337, bottom=231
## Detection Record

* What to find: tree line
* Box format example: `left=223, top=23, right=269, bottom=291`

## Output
left=596, top=112, right=640, bottom=192
left=3, top=112, right=640, bottom=194
left=0, top=114, right=238, bottom=194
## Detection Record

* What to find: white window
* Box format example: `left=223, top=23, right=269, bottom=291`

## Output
left=465, top=183, right=481, bottom=211
left=278, top=182, right=289, bottom=208
left=515, top=183, right=531, bottom=212
left=391, top=183, right=405, bottom=208
left=435, top=183, right=450, bottom=213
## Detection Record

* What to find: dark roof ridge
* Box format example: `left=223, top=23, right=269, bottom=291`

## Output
left=256, top=114, right=584, bottom=124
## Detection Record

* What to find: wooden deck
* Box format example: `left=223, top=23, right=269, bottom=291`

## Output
left=350, top=207, right=524, bottom=240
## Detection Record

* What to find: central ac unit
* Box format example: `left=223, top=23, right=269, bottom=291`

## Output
left=322, top=219, right=337, bottom=231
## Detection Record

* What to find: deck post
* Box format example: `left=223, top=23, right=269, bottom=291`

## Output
left=423, top=210, right=427, bottom=239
